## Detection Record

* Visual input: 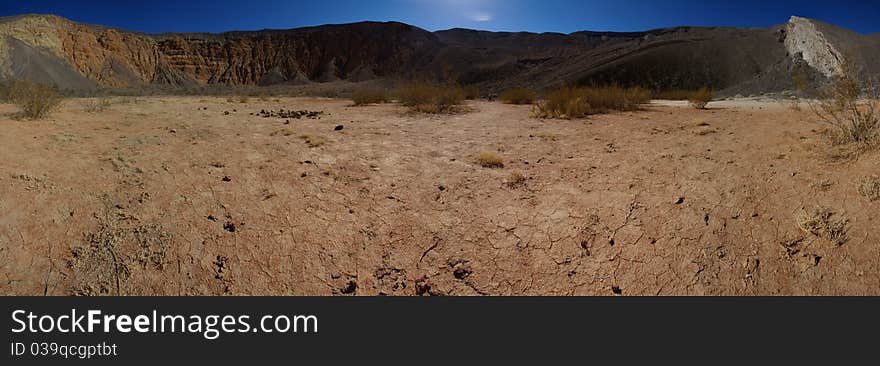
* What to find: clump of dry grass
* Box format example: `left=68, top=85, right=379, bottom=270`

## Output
left=500, top=87, right=537, bottom=105
left=396, top=81, right=466, bottom=114
left=477, top=151, right=504, bottom=168
left=654, top=89, right=697, bottom=100
left=532, top=85, right=651, bottom=119
left=506, top=171, right=527, bottom=187
left=688, top=87, right=713, bottom=109
left=1, top=79, right=64, bottom=119
left=535, top=132, right=559, bottom=142
left=227, top=95, right=250, bottom=103
left=270, top=128, right=295, bottom=137
left=83, top=97, right=112, bottom=113
left=858, top=176, right=880, bottom=201
left=351, top=87, right=390, bottom=106
left=796, top=206, right=848, bottom=246
left=299, top=134, right=325, bottom=147
left=463, top=85, right=481, bottom=100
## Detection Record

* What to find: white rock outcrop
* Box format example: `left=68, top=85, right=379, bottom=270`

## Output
left=784, top=16, right=844, bottom=78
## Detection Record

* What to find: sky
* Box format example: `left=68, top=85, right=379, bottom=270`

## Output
left=2, top=0, right=879, bottom=35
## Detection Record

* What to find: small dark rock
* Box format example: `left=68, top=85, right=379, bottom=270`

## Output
left=334, top=125, right=344, bottom=131
left=340, top=280, right=357, bottom=294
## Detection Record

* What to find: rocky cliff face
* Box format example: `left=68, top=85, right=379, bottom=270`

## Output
left=1, top=14, right=877, bottom=94
left=784, top=16, right=844, bottom=78
left=153, top=22, right=441, bottom=85
left=0, top=15, right=165, bottom=87
left=0, top=15, right=440, bottom=89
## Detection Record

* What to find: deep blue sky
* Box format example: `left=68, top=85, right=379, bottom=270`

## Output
left=2, top=0, right=879, bottom=34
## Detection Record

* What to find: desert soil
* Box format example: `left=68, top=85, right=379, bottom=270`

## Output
left=0, top=97, right=877, bottom=295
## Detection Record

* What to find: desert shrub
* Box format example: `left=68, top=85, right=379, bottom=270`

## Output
left=1, top=79, right=64, bottom=119
left=500, top=87, right=537, bottom=104
left=532, top=87, right=593, bottom=119
left=83, top=97, right=112, bottom=113
left=581, top=85, right=651, bottom=112
left=397, top=81, right=465, bottom=114
left=352, top=87, right=390, bottom=106
left=803, top=63, right=878, bottom=145
left=396, top=82, right=434, bottom=106
left=506, top=171, right=527, bottom=187
left=654, top=89, right=696, bottom=100
left=477, top=151, right=504, bottom=168
left=532, top=85, right=650, bottom=119
left=859, top=176, right=880, bottom=201
left=688, top=87, right=713, bottom=109
left=463, top=85, right=481, bottom=100
left=299, top=134, right=325, bottom=148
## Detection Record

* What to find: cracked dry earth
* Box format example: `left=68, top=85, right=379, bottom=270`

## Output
left=0, top=97, right=878, bottom=296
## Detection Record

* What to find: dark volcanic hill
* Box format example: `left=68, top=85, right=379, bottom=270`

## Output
left=1, top=14, right=878, bottom=95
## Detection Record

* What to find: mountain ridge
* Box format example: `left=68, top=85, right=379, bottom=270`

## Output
left=1, top=14, right=878, bottom=95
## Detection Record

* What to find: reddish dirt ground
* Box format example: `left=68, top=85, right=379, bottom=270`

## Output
left=0, top=97, right=877, bottom=295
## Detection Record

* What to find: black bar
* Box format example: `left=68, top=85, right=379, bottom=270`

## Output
left=2, top=297, right=878, bottom=364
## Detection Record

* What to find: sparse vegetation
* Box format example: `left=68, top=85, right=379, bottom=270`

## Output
left=351, top=87, right=390, bottom=106
left=506, top=171, right=527, bottom=187
left=83, top=97, right=112, bottom=113
left=463, top=85, right=481, bottom=100
left=535, top=132, right=559, bottom=142
left=1, top=79, right=64, bottom=119
left=654, top=89, right=697, bottom=100
left=270, top=128, right=295, bottom=137
left=477, top=151, right=504, bottom=168
left=396, top=81, right=466, bottom=114
left=796, top=206, right=848, bottom=246
left=859, top=176, right=880, bottom=201
left=688, top=87, right=713, bottom=109
left=500, top=87, right=537, bottom=104
left=801, top=63, right=878, bottom=146
left=227, top=95, right=250, bottom=103
left=532, top=85, right=651, bottom=119
left=299, top=134, right=325, bottom=147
